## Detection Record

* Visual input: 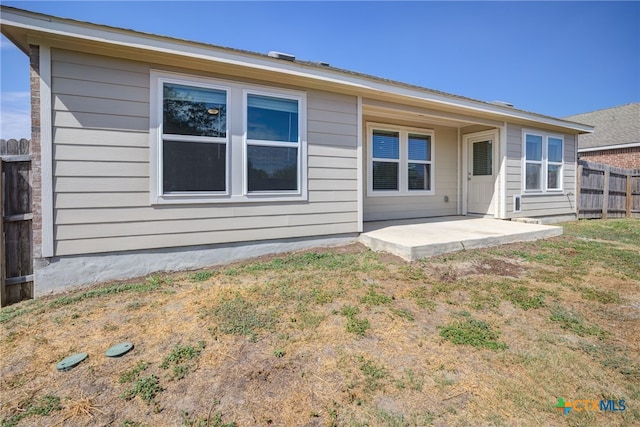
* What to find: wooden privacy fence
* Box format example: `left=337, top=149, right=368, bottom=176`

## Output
left=1, top=138, right=33, bottom=307
left=577, top=160, right=640, bottom=219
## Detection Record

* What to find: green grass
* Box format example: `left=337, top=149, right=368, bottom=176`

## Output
left=340, top=305, right=360, bottom=318
left=439, top=316, right=507, bottom=350
left=375, top=409, right=409, bottom=427
left=563, top=219, right=640, bottom=247
left=0, top=300, right=42, bottom=324
left=160, top=342, right=206, bottom=380
left=119, top=361, right=150, bottom=383
left=525, top=236, right=640, bottom=281
left=293, top=303, right=326, bottom=330
left=549, top=305, right=606, bottom=338
left=48, top=278, right=166, bottom=309
left=1, top=394, right=61, bottom=427
left=498, top=282, right=546, bottom=310
left=390, top=307, right=415, bottom=321
left=223, top=251, right=385, bottom=275
left=182, top=410, right=237, bottom=427
left=209, top=294, right=277, bottom=338
left=189, top=271, right=217, bottom=282
left=358, top=356, right=388, bottom=392
left=346, top=316, right=370, bottom=336
left=579, top=342, right=640, bottom=380
left=309, top=287, right=334, bottom=304
left=160, top=342, right=205, bottom=368
left=408, top=286, right=437, bottom=311
left=120, top=375, right=163, bottom=404
left=360, top=285, right=392, bottom=306
left=0, top=275, right=169, bottom=322
left=340, top=305, right=370, bottom=336
left=395, top=368, right=423, bottom=391
left=579, top=286, right=622, bottom=304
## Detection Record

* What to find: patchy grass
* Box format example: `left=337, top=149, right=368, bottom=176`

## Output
left=159, top=342, right=205, bottom=380
left=550, top=305, right=607, bottom=338
left=208, top=294, right=277, bottom=338
left=340, top=305, right=371, bottom=337
left=120, top=374, right=163, bottom=405
left=1, top=220, right=639, bottom=426
left=119, top=361, right=149, bottom=383
left=1, top=394, right=61, bottom=427
left=439, top=315, right=508, bottom=350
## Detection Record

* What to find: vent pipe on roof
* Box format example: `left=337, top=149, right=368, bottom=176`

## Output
left=268, top=51, right=296, bottom=61
left=491, top=100, right=515, bottom=108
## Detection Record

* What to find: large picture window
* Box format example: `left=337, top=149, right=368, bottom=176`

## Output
left=151, top=71, right=306, bottom=204
left=523, top=131, right=563, bottom=192
left=368, top=124, right=434, bottom=196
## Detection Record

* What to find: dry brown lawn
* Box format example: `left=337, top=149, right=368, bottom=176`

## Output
left=1, top=219, right=639, bottom=426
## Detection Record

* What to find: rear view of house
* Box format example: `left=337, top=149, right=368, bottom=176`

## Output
left=0, top=6, right=592, bottom=297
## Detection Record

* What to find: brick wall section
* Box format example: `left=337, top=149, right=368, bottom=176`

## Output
left=29, top=45, right=42, bottom=259
left=579, top=147, right=640, bottom=170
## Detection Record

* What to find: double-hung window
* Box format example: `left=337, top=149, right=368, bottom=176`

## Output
left=523, top=131, right=563, bottom=192
left=151, top=71, right=306, bottom=204
left=245, top=92, right=301, bottom=194
left=372, top=130, right=400, bottom=191
left=408, top=134, right=432, bottom=191
left=161, top=80, right=228, bottom=194
left=368, top=124, right=434, bottom=195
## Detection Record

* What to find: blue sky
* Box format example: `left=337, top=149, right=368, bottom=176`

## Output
left=1, top=1, right=639, bottom=139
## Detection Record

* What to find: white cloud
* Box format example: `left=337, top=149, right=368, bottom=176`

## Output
left=0, top=92, right=31, bottom=140
left=2, top=91, right=30, bottom=102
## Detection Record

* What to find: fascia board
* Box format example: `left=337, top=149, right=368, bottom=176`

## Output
left=578, top=142, right=640, bottom=152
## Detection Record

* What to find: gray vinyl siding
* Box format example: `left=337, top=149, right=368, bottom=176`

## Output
left=505, top=123, right=577, bottom=218
left=51, top=49, right=358, bottom=256
left=363, top=123, right=458, bottom=221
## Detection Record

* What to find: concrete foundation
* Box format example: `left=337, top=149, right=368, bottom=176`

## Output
left=34, top=234, right=358, bottom=295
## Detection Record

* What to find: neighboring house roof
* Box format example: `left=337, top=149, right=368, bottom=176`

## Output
left=0, top=5, right=593, bottom=134
left=565, top=103, right=640, bottom=152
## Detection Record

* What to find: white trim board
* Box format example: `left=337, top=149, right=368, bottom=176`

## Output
left=38, top=44, right=54, bottom=258
left=578, top=142, right=640, bottom=152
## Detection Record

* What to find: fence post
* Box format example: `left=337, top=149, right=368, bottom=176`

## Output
left=627, top=173, right=632, bottom=218
left=576, top=163, right=583, bottom=218
left=602, top=166, right=609, bottom=219
left=0, top=159, right=5, bottom=307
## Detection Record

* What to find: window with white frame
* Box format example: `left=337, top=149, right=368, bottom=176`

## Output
left=151, top=71, right=306, bottom=204
left=161, top=81, right=228, bottom=194
left=523, top=131, right=563, bottom=192
left=368, top=125, right=434, bottom=195
left=246, top=92, right=301, bottom=193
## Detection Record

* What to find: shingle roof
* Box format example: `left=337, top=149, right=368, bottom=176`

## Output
left=565, top=103, right=640, bottom=150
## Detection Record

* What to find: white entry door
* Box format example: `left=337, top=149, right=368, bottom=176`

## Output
left=466, top=131, right=497, bottom=215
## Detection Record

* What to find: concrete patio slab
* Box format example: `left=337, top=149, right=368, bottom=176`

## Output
left=358, top=216, right=563, bottom=261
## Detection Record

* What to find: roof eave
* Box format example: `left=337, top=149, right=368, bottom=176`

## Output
left=0, top=5, right=594, bottom=134
left=578, top=142, right=640, bottom=152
